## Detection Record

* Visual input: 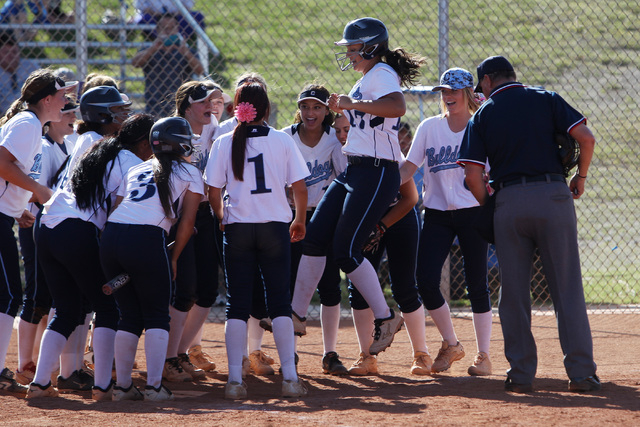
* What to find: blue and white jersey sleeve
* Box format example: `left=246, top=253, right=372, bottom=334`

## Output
left=342, top=63, right=403, bottom=162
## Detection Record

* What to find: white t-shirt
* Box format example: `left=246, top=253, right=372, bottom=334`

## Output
left=109, top=159, right=204, bottom=233
left=0, top=111, right=43, bottom=218
left=407, top=115, right=484, bottom=211
left=205, top=125, right=309, bottom=225
left=42, top=149, right=144, bottom=229
left=57, top=131, right=103, bottom=190
left=282, top=123, right=346, bottom=208
left=342, top=62, right=403, bottom=162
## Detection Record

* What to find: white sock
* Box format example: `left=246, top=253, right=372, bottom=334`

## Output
left=33, top=315, right=48, bottom=363
left=191, top=325, right=204, bottom=349
left=114, top=330, right=139, bottom=388
left=346, top=259, right=390, bottom=319
left=76, top=313, right=93, bottom=371
left=272, top=316, right=297, bottom=382
left=247, top=316, right=264, bottom=354
left=166, top=306, right=188, bottom=358
left=225, top=319, right=246, bottom=384
left=402, top=306, right=429, bottom=354
left=18, top=319, right=38, bottom=370
left=472, top=311, right=493, bottom=355
left=92, top=327, right=116, bottom=389
left=60, top=325, right=81, bottom=378
left=290, top=255, right=326, bottom=316
left=178, top=305, right=210, bottom=355
left=351, top=308, right=374, bottom=356
left=145, top=329, right=169, bottom=388
left=321, top=304, right=341, bottom=355
left=33, top=329, right=66, bottom=386
left=428, top=303, right=458, bottom=345
left=0, top=313, right=15, bottom=369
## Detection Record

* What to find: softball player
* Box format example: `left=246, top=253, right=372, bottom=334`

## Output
left=348, top=178, right=432, bottom=375
left=332, top=113, right=349, bottom=145
left=291, top=17, right=425, bottom=355
left=163, top=80, right=223, bottom=382
left=401, top=68, right=493, bottom=375
left=16, top=99, right=79, bottom=386
left=281, top=84, right=348, bottom=375
left=100, top=116, right=202, bottom=401
left=205, top=82, right=309, bottom=399
left=28, top=114, right=154, bottom=400
left=0, top=70, right=75, bottom=396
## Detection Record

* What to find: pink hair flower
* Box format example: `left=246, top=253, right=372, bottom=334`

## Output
left=234, top=102, right=257, bottom=123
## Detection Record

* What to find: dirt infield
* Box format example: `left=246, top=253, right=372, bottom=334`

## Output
left=2, top=313, right=639, bottom=426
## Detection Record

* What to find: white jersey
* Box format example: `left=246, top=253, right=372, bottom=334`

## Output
left=407, top=115, right=485, bottom=211
left=39, top=135, right=72, bottom=190
left=109, top=159, right=204, bottom=233
left=42, top=149, right=143, bottom=229
left=205, top=125, right=309, bottom=225
left=58, top=131, right=102, bottom=190
left=0, top=111, right=43, bottom=218
left=214, top=117, right=237, bottom=140
left=190, top=119, right=218, bottom=201
left=282, top=123, right=346, bottom=208
left=342, top=62, right=403, bottom=162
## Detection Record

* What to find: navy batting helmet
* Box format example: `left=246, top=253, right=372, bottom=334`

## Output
left=149, top=117, right=194, bottom=157
left=79, top=86, right=131, bottom=125
left=335, top=17, right=389, bottom=70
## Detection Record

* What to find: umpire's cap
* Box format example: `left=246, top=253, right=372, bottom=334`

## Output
left=475, top=56, right=514, bottom=92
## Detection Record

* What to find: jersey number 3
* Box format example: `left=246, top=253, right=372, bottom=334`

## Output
left=248, top=154, right=272, bottom=194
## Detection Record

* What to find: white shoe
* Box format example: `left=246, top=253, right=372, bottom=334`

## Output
left=468, top=351, right=492, bottom=376
left=112, top=383, right=144, bottom=401
left=282, top=378, right=307, bottom=398
left=225, top=381, right=248, bottom=399
left=369, top=309, right=404, bottom=355
left=144, top=384, right=174, bottom=401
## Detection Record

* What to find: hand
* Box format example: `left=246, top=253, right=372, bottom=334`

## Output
left=362, top=221, right=387, bottom=255
left=329, top=93, right=349, bottom=114
left=16, top=209, right=35, bottom=228
left=30, top=184, right=53, bottom=206
left=569, top=173, right=586, bottom=199
left=290, top=219, right=306, bottom=242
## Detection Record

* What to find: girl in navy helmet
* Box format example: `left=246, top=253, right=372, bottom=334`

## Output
left=205, top=82, right=310, bottom=399
left=100, top=116, right=203, bottom=401
left=29, top=113, right=154, bottom=400
left=290, top=17, right=425, bottom=356
left=0, top=69, right=76, bottom=396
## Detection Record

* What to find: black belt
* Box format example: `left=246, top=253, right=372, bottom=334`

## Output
left=496, top=173, right=565, bottom=190
left=347, top=156, right=397, bottom=168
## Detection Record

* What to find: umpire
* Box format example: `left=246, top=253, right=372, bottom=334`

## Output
left=458, top=55, right=599, bottom=393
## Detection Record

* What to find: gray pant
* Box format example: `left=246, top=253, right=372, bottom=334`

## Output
left=494, top=181, right=597, bottom=384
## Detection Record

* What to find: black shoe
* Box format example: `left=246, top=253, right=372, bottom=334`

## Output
left=0, top=368, right=28, bottom=396
left=322, top=352, right=349, bottom=376
left=569, top=375, right=601, bottom=392
left=57, top=369, right=94, bottom=390
left=504, top=377, right=533, bottom=393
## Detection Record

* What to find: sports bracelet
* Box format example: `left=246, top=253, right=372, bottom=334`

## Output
left=576, top=173, right=587, bottom=179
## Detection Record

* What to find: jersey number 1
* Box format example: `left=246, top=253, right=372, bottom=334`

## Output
left=248, top=154, right=272, bottom=194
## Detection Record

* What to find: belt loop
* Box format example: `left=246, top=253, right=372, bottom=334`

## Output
left=374, top=158, right=380, bottom=167
left=545, top=173, right=551, bottom=183
left=520, top=176, right=526, bottom=185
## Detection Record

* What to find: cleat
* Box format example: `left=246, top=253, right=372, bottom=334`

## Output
left=143, top=384, right=174, bottom=401
left=163, top=357, right=192, bottom=382
left=411, top=351, right=433, bottom=376
left=468, top=352, right=492, bottom=376
left=322, top=351, right=349, bottom=376
left=26, top=381, right=59, bottom=398
left=57, top=369, right=94, bottom=390
left=348, top=353, right=378, bottom=376
left=177, top=353, right=206, bottom=380
left=112, top=383, right=144, bottom=401
left=225, top=381, right=247, bottom=400
left=188, top=345, right=216, bottom=372
left=15, top=362, right=36, bottom=386
left=92, top=380, right=114, bottom=401
left=249, top=350, right=275, bottom=376
left=282, top=378, right=307, bottom=398
left=369, top=310, right=403, bottom=355
left=431, top=341, right=465, bottom=373
left=569, top=375, right=601, bottom=392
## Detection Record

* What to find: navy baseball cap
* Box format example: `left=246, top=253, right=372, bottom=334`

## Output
left=298, top=89, right=329, bottom=106
left=432, top=68, right=474, bottom=91
left=474, top=55, right=514, bottom=92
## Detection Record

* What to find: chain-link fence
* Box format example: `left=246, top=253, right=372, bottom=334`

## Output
left=2, top=1, right=638, bottom=321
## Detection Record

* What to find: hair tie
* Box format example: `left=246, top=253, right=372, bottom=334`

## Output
left=235, top=102, right=257, bottom=123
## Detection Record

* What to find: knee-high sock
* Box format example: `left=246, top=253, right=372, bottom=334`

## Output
left=92, top=327, right=116, bottom=389
left=75, top=312, right=93, bottom=371
left=321, top=304, right=341, bottom=355
left=18, top=318, right=38, bottom=370
left=33, top=314, right=48, bottom=363
left=114, top=330, right=139, bottom=388
left=166, top=306, right=188, bottom=358
left=272, top=316, right=297, bottom=382
left=472, top=310, right=493, bottom=354
left=346, top=259, right=390, bottom=319
left=60, top=324, right=81, bottom=378
left=145, top=328, right=169, bottom=388
left=428, top=303, right=458, bottom=345
left=291, top=255, right=326, bottom=316
left=247, top=316, right=264, bottom=354
left=179, top=305, right=211, bottom=354
left=351, top=308, right=374, bottom=356
left=402, top=306, right=429, bottom=354
left=0, top=313, right=15, bottom=370
left=225, top=319, right=247, bottom=384
left=192, top=324, right=204, bottom=348
left=33, top=329, right=66, bottom=386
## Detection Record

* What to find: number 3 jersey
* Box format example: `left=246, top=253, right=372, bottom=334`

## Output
left=41, top=149, right=144, bottom=230
left=108, top=159, right=204, bottom=233
left=343, top=62, right=403, bottom=162
left=204, top=125, right=309, bottom=225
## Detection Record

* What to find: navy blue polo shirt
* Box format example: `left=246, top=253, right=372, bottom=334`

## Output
left=458, top=82, right=586, bottom=183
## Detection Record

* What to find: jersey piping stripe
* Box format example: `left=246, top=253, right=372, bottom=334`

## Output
left=0, top=248, right=15, bottom=315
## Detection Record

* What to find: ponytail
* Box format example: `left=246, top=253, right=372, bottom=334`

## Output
left=152, top=152, right=187, bottom=217
left=0, top=98, right=25, bottom=127
left=381, top=48, right=426, bottom=87
left=231, top=123, right=249, bottom=181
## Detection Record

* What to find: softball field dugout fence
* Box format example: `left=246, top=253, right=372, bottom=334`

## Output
left=2, top=0, right=638, bottom=320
